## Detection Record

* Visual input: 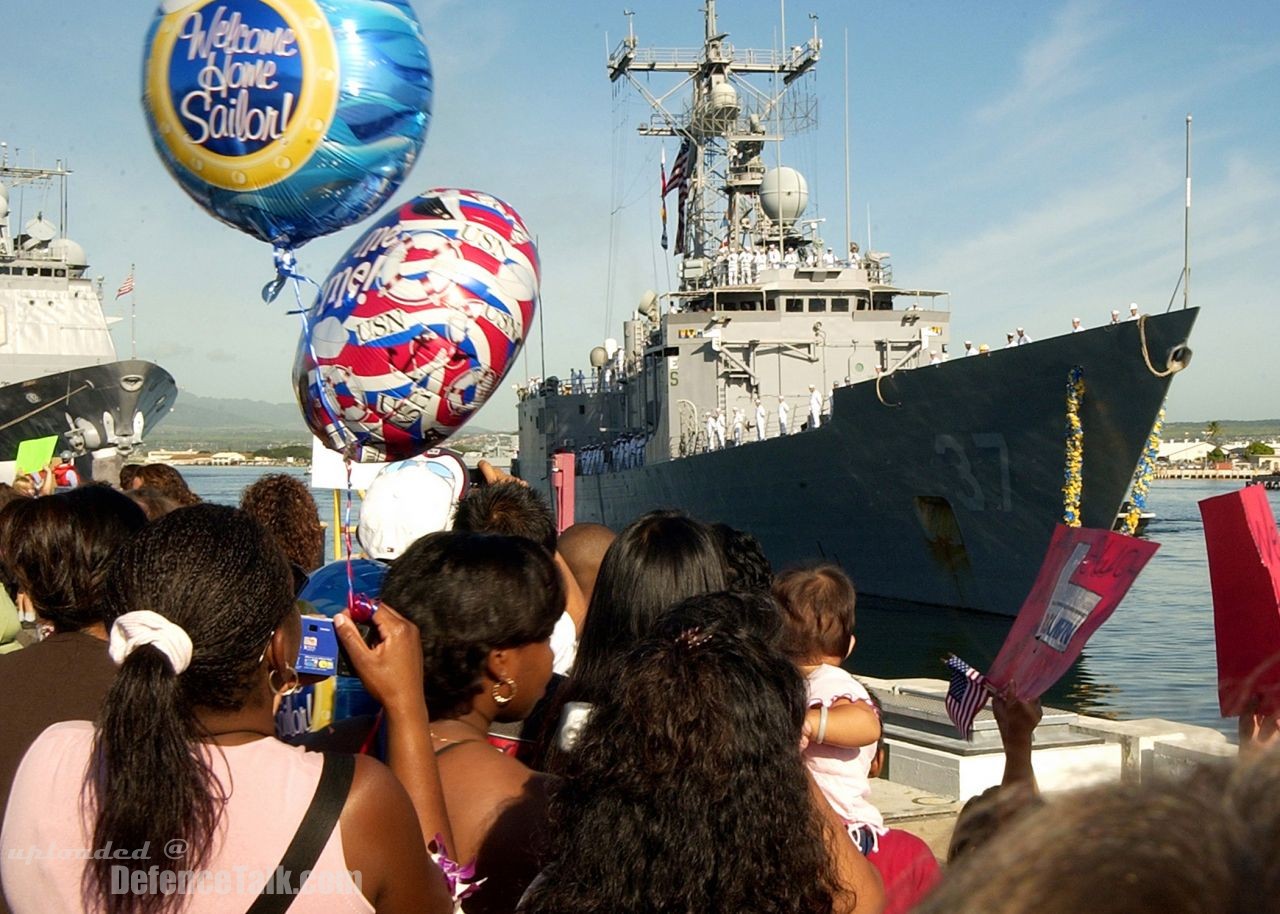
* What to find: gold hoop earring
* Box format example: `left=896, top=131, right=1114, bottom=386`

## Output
left=270, top=666, right=301, bottom=697
left=492, top=677, right=517, bottom=705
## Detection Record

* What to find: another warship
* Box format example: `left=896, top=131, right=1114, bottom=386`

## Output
left=0, top=149, right=176, bottom=476
left=515, top=4, right=1196, bottom=616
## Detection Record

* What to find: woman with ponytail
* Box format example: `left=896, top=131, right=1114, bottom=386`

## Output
left=0, top=504, right=450, bottom=914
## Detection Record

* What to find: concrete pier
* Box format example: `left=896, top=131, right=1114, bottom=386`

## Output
left=864, top=676, right=1236, bottom=857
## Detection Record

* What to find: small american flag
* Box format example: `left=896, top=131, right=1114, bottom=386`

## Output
left=115, top=271, right=134, bottom=299
left=945, top=654, right=991, bottom=740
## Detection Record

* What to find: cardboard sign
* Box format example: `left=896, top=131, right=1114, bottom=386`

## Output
left=1199, top=486, right=1280, bottom=717
left=14, top=436, right=58, bottom=477
left=310, top=438, right=386, bottom=490
left=986, top=524, right=1159, bottom=700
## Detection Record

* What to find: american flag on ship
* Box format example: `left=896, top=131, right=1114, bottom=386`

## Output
left=115, top=270, right=134, bottom=299
left=662, top=138, right=693, bottom=255
left=945, top=654, right=991, bottom=740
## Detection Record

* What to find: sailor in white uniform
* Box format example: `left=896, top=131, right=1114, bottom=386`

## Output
left=1109, top=309, right=1121, bottom=325
left=1127, top=302, right=1140, bottom=321
left=929, top=350, right=942, bottom=366
left=783, top=247, right=799, bottom=268
left=777, top=397, right=791, bottom=436
left=753, top=248, right=767, bottom=280
left=808, top=384, right=822, bottom=429
left=732, top=407, right=745, bottom=446
left=714, top=410, right=727, bottom=450
left=727, top=246, right=740, bottom=285
left=738, top=247, right=754, bottom=284
left=963, top=340, right=977, bottom=356
left=705, top=412, right=718, bottom=451
left=755, top=396, right=767, bottom=441
left=1071, top=317, right=1084, bottom=333
left=1015, top=327, right=1032, bottom=345
left=716, top=243, right=730, bottom=285
left=1004, top=333, right=1016, bottom=349
left=822, top=247, right=837, bottom=267
left=767, top=244, right=781, bottom=268
left=804, top=246, right=817, bottom=267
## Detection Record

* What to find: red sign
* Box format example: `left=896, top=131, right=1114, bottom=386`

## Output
left=986, top=525, right=1159, bottom=700
left=1200, top=486, right=1280, bottom=717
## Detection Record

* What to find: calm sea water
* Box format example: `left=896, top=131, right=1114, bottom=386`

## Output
left=187, top=467, right=1277, bottom=737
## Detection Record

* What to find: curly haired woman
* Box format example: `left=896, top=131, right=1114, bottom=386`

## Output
left=241, top=473, right=326, bottom=573
left=521, top=591, right=883, bottom=914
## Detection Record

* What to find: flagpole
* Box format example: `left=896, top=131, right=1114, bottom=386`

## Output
left=130, top=263, right=136, bottom=359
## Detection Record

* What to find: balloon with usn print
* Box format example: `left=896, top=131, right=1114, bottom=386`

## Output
left=141, top=0, right=433, bottom=247
left=295, top=188, right=540, bottom=461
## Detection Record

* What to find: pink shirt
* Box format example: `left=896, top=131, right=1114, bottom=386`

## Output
left=803, top=664, right=884, bottom=829
left=0, top=721, right=372, bottom=914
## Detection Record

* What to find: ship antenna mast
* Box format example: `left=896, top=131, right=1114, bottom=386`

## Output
left=606, top=3, right=821, bottom=292
left=1183, top=113, right=1191, bottom=311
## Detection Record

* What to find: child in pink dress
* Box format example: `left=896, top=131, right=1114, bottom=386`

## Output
left=773, top=564, right=940, bottom=914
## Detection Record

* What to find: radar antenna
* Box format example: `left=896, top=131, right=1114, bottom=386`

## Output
left=606, top=3, right=821, bottom=289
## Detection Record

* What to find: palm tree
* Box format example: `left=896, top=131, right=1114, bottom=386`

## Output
left=1204, top=421, right=1223, bottom=447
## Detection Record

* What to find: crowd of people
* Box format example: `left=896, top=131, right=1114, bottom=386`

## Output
left=0, top=458, right=1276, bottom=913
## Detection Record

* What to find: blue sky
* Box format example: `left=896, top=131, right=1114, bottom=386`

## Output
left=2, top=1, right=1277, bottom=429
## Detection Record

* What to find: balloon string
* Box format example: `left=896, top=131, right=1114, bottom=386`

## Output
left=278, top=249, right=357, bottom=459
left=344, top=458, right=356, bottom=615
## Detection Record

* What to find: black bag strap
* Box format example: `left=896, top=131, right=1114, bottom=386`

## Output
left=244, top=752, right=356, bottom=914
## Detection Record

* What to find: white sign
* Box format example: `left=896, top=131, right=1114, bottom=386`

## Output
left=309, top=438, right=386, bottom=490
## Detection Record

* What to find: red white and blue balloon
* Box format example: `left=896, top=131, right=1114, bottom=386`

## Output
left=295, top=188, right=539, bottom=461
left=141, top=0, right=433, bottom=248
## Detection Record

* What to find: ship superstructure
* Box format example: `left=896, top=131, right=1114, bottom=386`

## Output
left=0, top=146, right=176, bottom=472
left=516, top=5, right=1197, bottom=616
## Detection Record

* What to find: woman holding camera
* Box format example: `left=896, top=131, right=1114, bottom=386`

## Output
left=0, top=505, right=451, bottom=914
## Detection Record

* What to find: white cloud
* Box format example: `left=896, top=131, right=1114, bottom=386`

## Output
left=976, top=0, right=1116, bottom=124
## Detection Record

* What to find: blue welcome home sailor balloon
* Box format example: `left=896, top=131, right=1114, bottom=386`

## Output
left=142, top=0, right=433, bottom=248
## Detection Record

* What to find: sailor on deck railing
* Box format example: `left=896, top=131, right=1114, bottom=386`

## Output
left=755, top=396, right=767, bottom=442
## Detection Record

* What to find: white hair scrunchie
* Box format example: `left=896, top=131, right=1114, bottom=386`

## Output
left=109, top=610, right=194, bottom=675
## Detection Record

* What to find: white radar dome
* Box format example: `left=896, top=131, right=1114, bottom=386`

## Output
left=760, top=167, right=809, bottom=223
left=49, top=238, right=88, bottom=267
left=589, top=347, right=609, bottom=368
left=603, top=338, right=619, bottom=358
left=708, top=80, right=740, bottom=119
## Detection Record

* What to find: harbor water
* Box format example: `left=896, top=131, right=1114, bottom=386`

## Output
left=186, top=468, right=1277, bottom=737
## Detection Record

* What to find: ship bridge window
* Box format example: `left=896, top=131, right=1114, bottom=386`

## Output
left=26, top=267, right=38, bottom=276
left=856, top=297, right=870, bottom=311
left=39, top=268, right=52, bottom=277
left=0, top=267, right=8, bottom=274
left=785, top=298, right=803, bottom=313
left=722, top=300, right=739, bottom=311
left=808, top=298, right=826, bottom=312
left=832, top=298, right=850, bottom=312
left=55, top=269, right=66, bottom=278
left=765, top=297, right=777, bottom=311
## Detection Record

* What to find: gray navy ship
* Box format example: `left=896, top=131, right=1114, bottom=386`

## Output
left=0, top=149, right=176, bottom=477
left=515, top=3, right=1197, bottom=616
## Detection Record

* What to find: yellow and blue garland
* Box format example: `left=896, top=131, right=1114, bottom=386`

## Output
left=1062, top=367, right=1085, bottom=527
left=1122, top=408, right=1164, bottom=536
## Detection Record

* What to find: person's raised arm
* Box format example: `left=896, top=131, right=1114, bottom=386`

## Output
left=342, top=754, right=453, bottom=914
left=337, top=604, right=453, bottom=851
left=992, top=683, right=1041, bottom=790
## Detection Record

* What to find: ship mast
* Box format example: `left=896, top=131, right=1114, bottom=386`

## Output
left=606, top=3, right=820, bottom=291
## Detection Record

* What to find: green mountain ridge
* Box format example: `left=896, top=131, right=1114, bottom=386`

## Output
left=144, top=392, right=509, bottom=451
